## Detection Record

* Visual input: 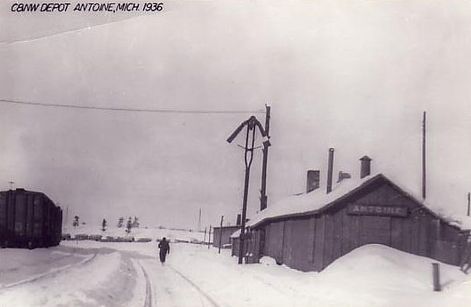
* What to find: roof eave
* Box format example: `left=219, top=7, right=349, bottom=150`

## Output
left=250, top=174, right=387, bottom=228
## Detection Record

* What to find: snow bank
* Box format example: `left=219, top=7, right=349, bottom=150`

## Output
left=307, top=245, right=469, bottom=307
left=0, top=248, right=138, bottom=307
left=161, top=242, right=470, bottom=307
left=321, top=245, right=464, bottom=289
left=0, top=247, right=89, bottom=287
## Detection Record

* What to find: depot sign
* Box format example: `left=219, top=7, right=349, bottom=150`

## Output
left=347, top=204, right=409, bottom=217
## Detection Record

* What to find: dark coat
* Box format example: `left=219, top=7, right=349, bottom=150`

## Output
left=158, top=239, right=170, bottom=254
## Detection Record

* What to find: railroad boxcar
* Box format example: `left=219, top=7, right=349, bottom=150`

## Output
left=0, top=188, right=62, bottom=248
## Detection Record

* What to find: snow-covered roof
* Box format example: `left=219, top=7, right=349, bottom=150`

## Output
left=432, top=210, right=471, bottom=231
left=247, top=173, right=381, bottom=227
left=230, top=229, right=241, bottom=238
left=247, top=173, right=471, bottom=230
left=213, top=225, right=240, bottom=230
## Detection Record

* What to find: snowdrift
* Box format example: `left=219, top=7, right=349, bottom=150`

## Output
left=320, top=244, right=465, bottom=291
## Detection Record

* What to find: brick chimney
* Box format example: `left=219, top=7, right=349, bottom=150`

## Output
left=306, top=170, right=320, bottom=193
left=236, top=214, right=241, bottom=226
left=337, top=171, right=351, bottom=183
left=360, top=156, right=372, bottom=178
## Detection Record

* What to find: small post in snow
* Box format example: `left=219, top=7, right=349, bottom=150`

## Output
left=432, top=263, right=441, bottom=291
left=203, top=227, right=207, bottom=245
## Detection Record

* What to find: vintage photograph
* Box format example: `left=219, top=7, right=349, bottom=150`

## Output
left=1, top=1, right=471, bottom=306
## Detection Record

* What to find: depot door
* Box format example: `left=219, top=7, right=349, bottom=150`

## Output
left=359, top=216, right=391, bottom=246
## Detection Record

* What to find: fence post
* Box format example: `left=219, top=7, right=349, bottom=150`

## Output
left=432, top=263, right=441, bottom=291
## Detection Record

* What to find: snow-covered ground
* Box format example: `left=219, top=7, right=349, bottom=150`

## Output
left=63, top=224, right=208, bottom=243
left=1, top=227, right=471, bottom=307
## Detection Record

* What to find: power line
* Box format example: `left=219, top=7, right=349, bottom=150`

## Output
left=0, top=15, right=144, bottom=45
left=0, top=99, right=264, bottom=114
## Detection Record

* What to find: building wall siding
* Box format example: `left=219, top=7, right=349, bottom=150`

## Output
left=264, top=221, right=285, bottom=264
left=251, top=179, right=467, bottom=272
left=283, top=218, right=315, bottom=271
left=313, top=215, right=325, bottom=271
left=213, top=226, right=240, bottom=248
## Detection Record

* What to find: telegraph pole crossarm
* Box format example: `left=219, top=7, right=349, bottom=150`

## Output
left=227, top=115, right=269, bottom=264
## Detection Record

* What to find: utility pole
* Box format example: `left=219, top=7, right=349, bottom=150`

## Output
left=66, top=206, right=69, bottom=227
left=208, top=225, right=212, bottom=249
left=467, top=192, right=470, bottom=217
left=422, top=111, right=427, bottom=200
left=218, top=215, right=224, bottom=254
left=198, top=208, right=202, bottom=232
left=260, top=105, right=271, bottom=211
left=227, top=116, right=269, bottom=264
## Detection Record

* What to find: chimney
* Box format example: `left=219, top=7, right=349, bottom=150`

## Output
left=360, top=155, right=372, bottom=178
left=327, top=148, right=334, bottom=193
left=306, top=170, right=320, bottom=193
left=236, top=214, right=241, bottom=226
left=337, top=171, right=351, bottom=183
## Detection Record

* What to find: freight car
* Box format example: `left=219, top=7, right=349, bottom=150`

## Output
left=0, top=188, right=62, bottom=249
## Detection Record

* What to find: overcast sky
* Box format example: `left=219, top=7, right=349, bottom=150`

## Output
left=1, top=0, right=471, bottom=229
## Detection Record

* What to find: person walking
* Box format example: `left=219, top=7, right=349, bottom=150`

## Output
left=158, top=237, right=170, bottom=264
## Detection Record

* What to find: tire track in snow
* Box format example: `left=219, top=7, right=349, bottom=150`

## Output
left=0, top=252, right=97, bottom=290
left=167, top=265, right=221, bottom=307
left=137, top=262, right=153, bottom=307
left=251, top=275, right=292, bottom=296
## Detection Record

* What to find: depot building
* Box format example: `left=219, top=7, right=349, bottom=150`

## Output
left=242, top=156, right=471, bottom=272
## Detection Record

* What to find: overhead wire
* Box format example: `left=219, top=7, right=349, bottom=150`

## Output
left=0, top=99, right=265, bottom=114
